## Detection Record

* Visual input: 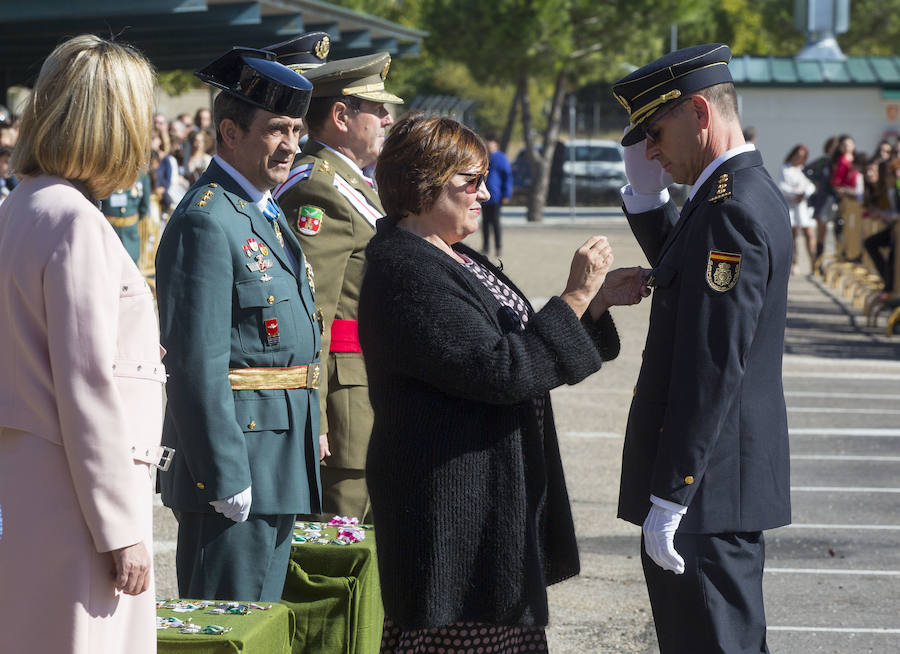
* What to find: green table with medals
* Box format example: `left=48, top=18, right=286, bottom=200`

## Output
left=280, top=521, right=383, bottom=654
left=157, top=599, right=294, bottom=654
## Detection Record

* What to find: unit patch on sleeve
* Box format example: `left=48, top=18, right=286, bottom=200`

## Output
left=297, top=206, right=324, bottom=235
left=706, top=250, right=741, bottom=292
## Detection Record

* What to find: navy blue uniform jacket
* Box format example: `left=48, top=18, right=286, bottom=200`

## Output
left=619, top=150, right=792, bottom=534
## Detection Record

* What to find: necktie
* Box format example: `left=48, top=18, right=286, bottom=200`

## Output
left=262, top=197, right=285, bottom=247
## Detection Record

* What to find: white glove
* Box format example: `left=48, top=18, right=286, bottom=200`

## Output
left=623, top=126, right=674, bottom=194
left=642, top=497, right=687, bottom=574
left=209, top=486, right=252, bottom=523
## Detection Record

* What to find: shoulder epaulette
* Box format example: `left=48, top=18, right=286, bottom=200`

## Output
left=709, top=172, right=732, bottom=203
left=194, top=186, right=216, bottom=208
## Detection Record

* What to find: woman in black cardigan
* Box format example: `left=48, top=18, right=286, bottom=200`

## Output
left=360, top=113, right=648, bottom=653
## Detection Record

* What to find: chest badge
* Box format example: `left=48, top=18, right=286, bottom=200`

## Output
left=297, top=206, right=324, bottom=236
left=706, top=250, right=741, bottom=292
left=265, top=318, right=280, bottom=346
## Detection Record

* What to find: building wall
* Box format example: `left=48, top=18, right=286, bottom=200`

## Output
left=154, top=87, right=215, bottom=123
left=736, top=86, right=900, bottom=177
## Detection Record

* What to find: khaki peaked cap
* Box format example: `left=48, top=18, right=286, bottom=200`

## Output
left=304, top=52, right=403, bottom=104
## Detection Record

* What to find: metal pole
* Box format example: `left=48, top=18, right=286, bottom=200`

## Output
left=670, top=24, right=678, bottom=52
left=568, top=93, right=576, bottom=220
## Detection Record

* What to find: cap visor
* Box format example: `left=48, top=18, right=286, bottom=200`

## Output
left=354, top=89, right=404, bottom=104
left=621, top=125, right=647, bottom=147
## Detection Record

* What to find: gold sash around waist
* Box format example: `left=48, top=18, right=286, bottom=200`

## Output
left=228, top=364, right=320, bottom=390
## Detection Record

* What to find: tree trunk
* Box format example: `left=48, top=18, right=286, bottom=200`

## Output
left=525, top=68, right=569, bottom=222
left=499, top=77, right=522, bottom=153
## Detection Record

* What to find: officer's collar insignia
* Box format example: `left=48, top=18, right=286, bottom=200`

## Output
left=709, top=172, right=732, bottom=203
left=706, top=250, right=741, bottom=292
left=318, top=160, right=331, bottom=174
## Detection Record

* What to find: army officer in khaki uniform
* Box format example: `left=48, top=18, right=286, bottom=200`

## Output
left=274, top=53, right=402, bottom=522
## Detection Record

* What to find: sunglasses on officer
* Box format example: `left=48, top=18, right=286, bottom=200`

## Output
left=644, top=96, right=692, bottom=144
left=457, top=169, right=488, bottom=193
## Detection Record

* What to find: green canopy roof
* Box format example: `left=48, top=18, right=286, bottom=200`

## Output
left=729, top=55, right=900, bottom=87
left=0, top=0, right=426, bottom=93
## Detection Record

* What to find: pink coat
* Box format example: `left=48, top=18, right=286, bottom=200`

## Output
left=0, top=176, right=165, bottom=654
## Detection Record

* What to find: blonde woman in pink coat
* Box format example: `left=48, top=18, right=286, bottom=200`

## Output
left=0, top=35, right=164, bottom=654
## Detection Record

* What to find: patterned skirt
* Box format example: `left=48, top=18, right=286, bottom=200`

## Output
left=380, top=620, right=548, bottom=654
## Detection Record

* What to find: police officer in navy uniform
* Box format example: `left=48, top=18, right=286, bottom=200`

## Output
left=155, top=47, right=321, bottom=601
left=99, top=172, right=151, bottom=264
left=612, top=44, right=792, bottom=653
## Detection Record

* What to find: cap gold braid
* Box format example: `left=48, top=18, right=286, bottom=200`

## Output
left=630, top=89, right=682, bottom=125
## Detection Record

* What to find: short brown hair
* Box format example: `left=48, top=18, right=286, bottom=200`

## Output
left=213, top=90, right=259, bottom=145
left=11, top=34, right=155, bottom=199
left=375, top=112, right=488, bottom=218
left=698, top=82, right=739, bottom=122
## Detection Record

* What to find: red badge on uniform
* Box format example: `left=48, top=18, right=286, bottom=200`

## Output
left=265, top=318, right=280, bottom=346
left=297, top=206, right=324, bottom=235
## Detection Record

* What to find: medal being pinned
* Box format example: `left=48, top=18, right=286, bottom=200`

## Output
left=706, top=250, right=741, bottom=292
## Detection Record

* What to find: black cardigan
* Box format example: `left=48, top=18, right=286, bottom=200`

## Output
left=359, top=219, right=619, bottom=630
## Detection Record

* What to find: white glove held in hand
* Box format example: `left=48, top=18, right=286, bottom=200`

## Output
left=209, top=486, right=252, bottom=523
left=642, top=499, right=687, bottom=574
left=623, top=126, right=674, bottom=194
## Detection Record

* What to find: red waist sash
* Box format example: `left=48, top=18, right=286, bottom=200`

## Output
left=330, top=318, right=362, bottom=353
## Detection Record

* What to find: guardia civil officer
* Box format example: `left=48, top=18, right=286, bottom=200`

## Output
left=155, top=47, right=322, bottom=601
left=99, top=172, right=151, bottom=264
left=273, top=52, right=402, bottom=522
left=612, top=44, right=792, bottom=653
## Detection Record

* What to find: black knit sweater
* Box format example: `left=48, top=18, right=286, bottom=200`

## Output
left=359, top=219, right=620, bottom=630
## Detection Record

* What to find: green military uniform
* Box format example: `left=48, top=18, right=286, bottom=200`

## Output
left=275, top=141, right=382, bottom=521
left=155, top=48, right=319, bottom=602
left=100, top=172, right=150, bottom=263
left=273, top=52, right=403, bottom=521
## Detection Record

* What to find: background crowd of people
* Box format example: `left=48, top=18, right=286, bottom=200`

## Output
left=779, top=133, right=898, bottom=297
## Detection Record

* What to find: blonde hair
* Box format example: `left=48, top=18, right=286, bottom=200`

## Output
left=11, top=35, right=155, bottom=199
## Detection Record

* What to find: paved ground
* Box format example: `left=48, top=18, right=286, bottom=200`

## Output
left=152, top=211, right=900, bottom=653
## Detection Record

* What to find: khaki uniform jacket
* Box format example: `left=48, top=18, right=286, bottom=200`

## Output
left=275, top=140, right=382, bottom=469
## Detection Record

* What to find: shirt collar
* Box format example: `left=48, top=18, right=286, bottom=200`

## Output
left=688, top=144, right=756, bottom=201
left=312, top=140, right=367, bottom=180
left=213, top=154, right=271, bottom=211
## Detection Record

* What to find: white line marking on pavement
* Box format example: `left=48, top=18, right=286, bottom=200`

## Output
left=785, top=524, right=900, bottom=531
left=783, top=371, right=900, bottom=380
left=784, top=354, right=900, bottom=368
left=792, top=486, right=900, bottom=493
left=767, top=568, right=900, bottom=576
left=785, top=391, right=900, bottom=400
left=792, top=454, right=900, bottom=461
left=769, top=626, right=900, bottom=634
left=789, top=407, right=900, bottom=415
left=560, top=431, right=623, bottom=439
left=790, top=428, right=900, bottom=437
